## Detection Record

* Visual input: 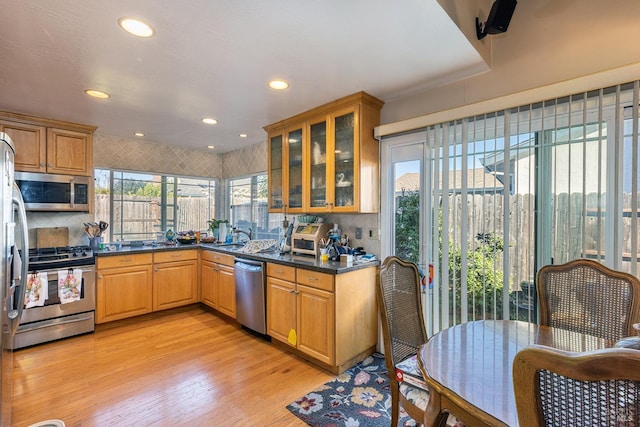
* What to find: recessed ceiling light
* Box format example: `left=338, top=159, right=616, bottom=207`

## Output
left=118, top=17, right=154, bottom=38
left=202, top=118, right=218, bottom=125
left=207, top=145, right=215, bottom=149
left=239, top=133, right=248, bottom=138
left=85, top=89, right=110, bottom=99
left=134, top=132, right=145, bottom=137
left=269, top=80, right=289, bottom=90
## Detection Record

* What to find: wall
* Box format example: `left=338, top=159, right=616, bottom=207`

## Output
left=221, top=143, right=267, bottom=178
left=93, top=133, right=223, bottom=178
left=382, top=0, right=640, bottom=127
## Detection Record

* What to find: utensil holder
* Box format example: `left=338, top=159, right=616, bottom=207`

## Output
left=89, top=237, right=102, bottom=250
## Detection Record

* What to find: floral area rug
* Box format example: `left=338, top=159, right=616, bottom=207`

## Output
left=287, top=353, right=416, bottom=427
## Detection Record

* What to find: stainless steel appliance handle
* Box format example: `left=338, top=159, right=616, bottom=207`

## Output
left=10, top=182, right=29, bottom=332
left=234, top=258, right=264, bottom=268
left=16, top=315, right=95, bottom=333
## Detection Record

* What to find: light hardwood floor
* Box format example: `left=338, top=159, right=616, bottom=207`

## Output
left=12, top=305, right=334, bottom=426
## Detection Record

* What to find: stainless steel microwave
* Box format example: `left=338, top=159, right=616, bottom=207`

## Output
left=15, top=171, right=90, bottom=211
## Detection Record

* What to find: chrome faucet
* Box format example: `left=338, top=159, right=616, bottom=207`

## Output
left=233, top=227, right=252, bottom=241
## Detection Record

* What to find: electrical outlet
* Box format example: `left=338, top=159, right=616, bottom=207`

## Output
left=355, top=227, right=362, bottom=239
left=367, top=228, right=379, bottom=240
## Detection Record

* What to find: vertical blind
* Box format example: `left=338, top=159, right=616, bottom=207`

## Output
left=386, top=81, right=640, bottom=334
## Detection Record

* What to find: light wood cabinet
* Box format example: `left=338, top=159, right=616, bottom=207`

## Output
left=200, top=251, right=236, bottom=318
left=0, top=111, right=96, bottom=176
left=267, top=265, right=334, bottom=364
left=266, top=263, right=377, bottom=373
left=45, top=128, right=93, bottom=175
left=96, top=254, right=153, bottom=324
left=265, top=91, right=383, bottom=214
left=0, top=120, right=46, bottom=173
left=96, top=250, right=199, bottom=323
left=153, top=250, right=198, bottom=311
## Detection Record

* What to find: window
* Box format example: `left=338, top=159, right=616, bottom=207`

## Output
left=227, top=174, right=282, bottom=240
left=382, top=81, right=640, bottom=334
left=95, top=169, right=217, bottom=242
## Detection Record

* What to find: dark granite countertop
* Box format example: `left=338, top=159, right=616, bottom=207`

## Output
left=94, top=242, right=379, bottom=274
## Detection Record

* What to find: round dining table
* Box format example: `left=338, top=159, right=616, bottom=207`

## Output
left=418, top=320, right=614, bottom=427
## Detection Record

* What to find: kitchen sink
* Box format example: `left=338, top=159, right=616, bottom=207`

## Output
left=214, top=243, right=246, bottom=251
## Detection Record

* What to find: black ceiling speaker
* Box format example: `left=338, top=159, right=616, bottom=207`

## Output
left=476, top=0, right=517, bottom=40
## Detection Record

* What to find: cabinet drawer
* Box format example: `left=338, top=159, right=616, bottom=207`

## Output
left=267, top=263, right=296, bottom=282
left=201, top=250, right=235, bottom=266
left=97, top=253, right=152, bottom=269
left=154, top=249, right=198, bottom=263
left=297, top=269, right=334, bottom=292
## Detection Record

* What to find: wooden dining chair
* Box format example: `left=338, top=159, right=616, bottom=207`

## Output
left=513, top=345, right=640, bottom=426
left=377, top=256, right=460, bottom=427
left=537, top=258, right=640, bottom=341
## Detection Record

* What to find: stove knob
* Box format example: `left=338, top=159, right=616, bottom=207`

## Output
left=82, top=250, right=88, bottom=257
left=72, top=251, right=78, bottom=257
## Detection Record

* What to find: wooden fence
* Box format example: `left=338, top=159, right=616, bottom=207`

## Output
left=95, top=194, right=282, bottom=241
left=443, top=192, right=640, bottom=289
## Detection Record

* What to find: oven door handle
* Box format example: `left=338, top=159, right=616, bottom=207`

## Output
left=10, top=182, right=29, bottom=333
left=17, top=314, right=95, bottom=333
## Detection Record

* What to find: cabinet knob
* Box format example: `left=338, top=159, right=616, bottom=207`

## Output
left=47, top=164, right=53, bottom=167
left=308, top=276, right=318, bottom=282
left=154, top=268, right=158, bottom=272
left=97, top=274, right=103, bottom=280
left=40, top=163, right=45, bottom=167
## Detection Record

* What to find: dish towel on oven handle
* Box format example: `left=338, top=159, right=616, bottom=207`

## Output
left=25, top=271, right=48, bottom=308
left=58, top=268, right=83, bottom=304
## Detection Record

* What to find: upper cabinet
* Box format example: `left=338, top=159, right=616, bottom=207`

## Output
left=265, top=92, right=384, bottom=214
left=268, top=132, right=285, bottom=210
left=0, top=111, right=96, bottom=176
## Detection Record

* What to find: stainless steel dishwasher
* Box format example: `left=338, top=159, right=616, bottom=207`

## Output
left=234, top=258, right=267, bottom=334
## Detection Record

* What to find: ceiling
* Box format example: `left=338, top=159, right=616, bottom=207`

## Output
left=0, top=0, right=487, bottom=153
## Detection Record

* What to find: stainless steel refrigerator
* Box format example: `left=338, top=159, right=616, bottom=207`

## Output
left=1, top=132, right=28, bottom=425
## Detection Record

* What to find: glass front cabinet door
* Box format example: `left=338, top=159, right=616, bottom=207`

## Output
left=307, top=116, right=328, bottom=212
left=330, top=107, right=357, bottom=212
left=265, top=92, right=383, bottom=214
left=268, top=132, right=285, bottom=211
left=286, top=126, right=305, bottom=213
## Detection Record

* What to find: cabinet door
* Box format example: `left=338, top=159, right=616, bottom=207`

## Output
left=0, top=121, right=46, bottom=173
left=46, top=128, right=92, bottom=176
left=268, top=132, right=285, bottom=212
left=297, top=284, right=335, bottom=365
left=200, top=260, right=217, bottom=308
left=286, top=126, right=305, bottom=212
left=96, top=264, right=153, bottom=323
left=330, top=106, right=358, bottom=212
left=307, top=116, right=329, bottom=212
left=153, top=260, right=198, bottom=311
left=267, top=277, right=296, bottom=346
left=216, top=264, right=236, bottom=318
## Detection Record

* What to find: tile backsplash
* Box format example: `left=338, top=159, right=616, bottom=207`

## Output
left=27, top=211, right=95, bottom=248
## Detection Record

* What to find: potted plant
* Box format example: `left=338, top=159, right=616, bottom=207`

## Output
left=207, top=219, right=228, bottom=241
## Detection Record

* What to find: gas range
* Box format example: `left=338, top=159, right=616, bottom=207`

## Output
left=29, top=245, right=95, bottom=270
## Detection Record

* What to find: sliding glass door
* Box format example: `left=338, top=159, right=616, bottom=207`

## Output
left=382, top=82, right=639, bottom=333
